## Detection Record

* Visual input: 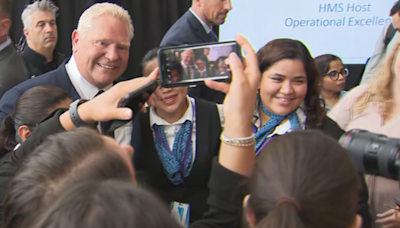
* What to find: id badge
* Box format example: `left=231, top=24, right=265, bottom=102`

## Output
left=171, top=201, right=190, bottom=227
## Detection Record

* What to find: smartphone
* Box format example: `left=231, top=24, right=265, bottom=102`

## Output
left=157, top=41, right=241, bottom=88
left=101, top=80, right=158, bottom=133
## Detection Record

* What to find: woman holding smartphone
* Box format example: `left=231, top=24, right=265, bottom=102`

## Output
left=130, top=48, right=224, bottom=225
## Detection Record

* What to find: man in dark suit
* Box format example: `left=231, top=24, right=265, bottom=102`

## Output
left=160, top=0, right=232, bottom=104
left=0, top=2, right=134, bottom=145
left=180, top=49, right=196, bottom=80
left=19, top=0, right=66, bottom=78
left=0, top=0, right=29, bottom=97
left=200, top=47, right=210, bottom=69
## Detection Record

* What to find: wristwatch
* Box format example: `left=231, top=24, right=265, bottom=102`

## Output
left=69, top=99, right=91, bottom=127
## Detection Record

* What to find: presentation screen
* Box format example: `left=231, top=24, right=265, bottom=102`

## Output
left=219, top=0, right=397, bottom=64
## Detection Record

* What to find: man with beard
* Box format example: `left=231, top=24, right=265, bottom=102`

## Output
left=160, top=0, right=232, bottom=104
left=20, top=0, right=66, bottom=78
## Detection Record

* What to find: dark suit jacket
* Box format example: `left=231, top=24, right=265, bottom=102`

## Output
left=160, top=10, right=215, bottom=47
left=160, top=10, right=225, bottom=104
left=0, top=60, right=79, bottom=127
left=0, top=43, right=29, bottom=98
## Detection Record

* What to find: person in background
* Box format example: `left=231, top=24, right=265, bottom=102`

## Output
left=0, top=2, right=134, bottom=145
left=161, top=0, right=232, bottom=104
left=329, top=41, right=400, bottom=228
left=360, top=1, right=400, bottom=84
left=195, top=58, right=213, bottom=78
left=181, top=49, right=196, bottom=80
left=0, top=86, right=72, bottom=160
left=0, top=0, right=29, bottom=97
left=252, top=38, right=371, bottom=228
left=160, top=0, right=232, bottom=46
left=315, top=54, right=348, bottom=112
left=215, top=56, right=228, bottom=75
left=20, top=0, right=66, bottom=77
left=131, top=48, right=223, bottom=224
left=201, top=48, right=210, bottom=68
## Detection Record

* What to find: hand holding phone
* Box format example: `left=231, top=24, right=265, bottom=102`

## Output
left=158, top=41, right=241, bottom=88
left=101, top=80, right=159, bottom=133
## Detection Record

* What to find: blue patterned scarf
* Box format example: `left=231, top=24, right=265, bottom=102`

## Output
left=255, top=101, right=302, bottom=152
left=153, top=120, right=193, bottom=185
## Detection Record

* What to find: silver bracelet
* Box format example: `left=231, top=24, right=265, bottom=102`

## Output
left=220, top=132, right=255, bottom=147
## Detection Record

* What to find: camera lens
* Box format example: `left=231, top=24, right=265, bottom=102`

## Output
left=340, top=129, right=400, bottom=180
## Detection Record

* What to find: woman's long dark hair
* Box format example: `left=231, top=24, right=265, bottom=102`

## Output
left=257, top=39, right=326, bottom=128
left=0, top=86, right=71, bottom=158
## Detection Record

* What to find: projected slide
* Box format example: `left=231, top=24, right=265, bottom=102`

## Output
left=219, top=0, right=396, bottom=64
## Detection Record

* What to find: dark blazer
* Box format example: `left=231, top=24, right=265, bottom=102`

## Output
left=160, top=10, right=225, bottom=104
left=131, top=99, right=222, bottom=224
left=160, top=10, right=216, bottom=47
left=0, top=60, right=79, bottom=127
left=0, top=43, right=29, bottom=98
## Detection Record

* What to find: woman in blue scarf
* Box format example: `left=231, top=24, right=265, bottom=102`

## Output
left=253, top=39, right=332, bottom=153
left=252, top=39, right=372, bottom=228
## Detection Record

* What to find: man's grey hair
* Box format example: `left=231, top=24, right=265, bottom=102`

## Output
left=21, top=0, right=58, bottom=30
left=77, top=2, right=134, bottom=41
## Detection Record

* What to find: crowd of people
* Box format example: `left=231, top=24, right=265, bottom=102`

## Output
left=0, top=0, right=400, bottom=227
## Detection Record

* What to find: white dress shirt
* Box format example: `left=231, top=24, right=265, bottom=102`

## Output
left=198, top=69, right=207, bottom=78
left=0, top=37, right=11, bottom=52
left=149, top=97, right=224, bottom=169
left=65, top=55, right=132, bottom=145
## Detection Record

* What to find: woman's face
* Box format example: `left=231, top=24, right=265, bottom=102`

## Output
left=259, top=59, right=308, bottom=115
left=321, top=59, right=347, bottom=93
left=218, top=60, right=227, bottom=71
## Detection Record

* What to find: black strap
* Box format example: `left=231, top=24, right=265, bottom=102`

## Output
left=384, top=23, right=396, bottom=47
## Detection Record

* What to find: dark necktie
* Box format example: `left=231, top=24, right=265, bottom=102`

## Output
left=209, top=31, right=218, bottom=42
left=186, top=67, right=191, bottom=79
left=94, top=90, right=115, bottom=138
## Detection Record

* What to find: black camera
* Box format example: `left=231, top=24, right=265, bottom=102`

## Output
left=339, top=129, right=400, bottom=181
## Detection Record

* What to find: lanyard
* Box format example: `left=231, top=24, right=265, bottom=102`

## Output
left=153, top=101, right=195, bottom=183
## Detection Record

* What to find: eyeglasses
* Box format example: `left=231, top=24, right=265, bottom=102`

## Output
left=325, top=68, right=349, bottom=81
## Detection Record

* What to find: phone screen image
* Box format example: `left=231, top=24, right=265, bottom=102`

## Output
left=158, top=41, right=240, bottom=87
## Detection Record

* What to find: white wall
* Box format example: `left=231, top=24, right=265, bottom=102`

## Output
left=219, top=0, right=397, bottom=64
